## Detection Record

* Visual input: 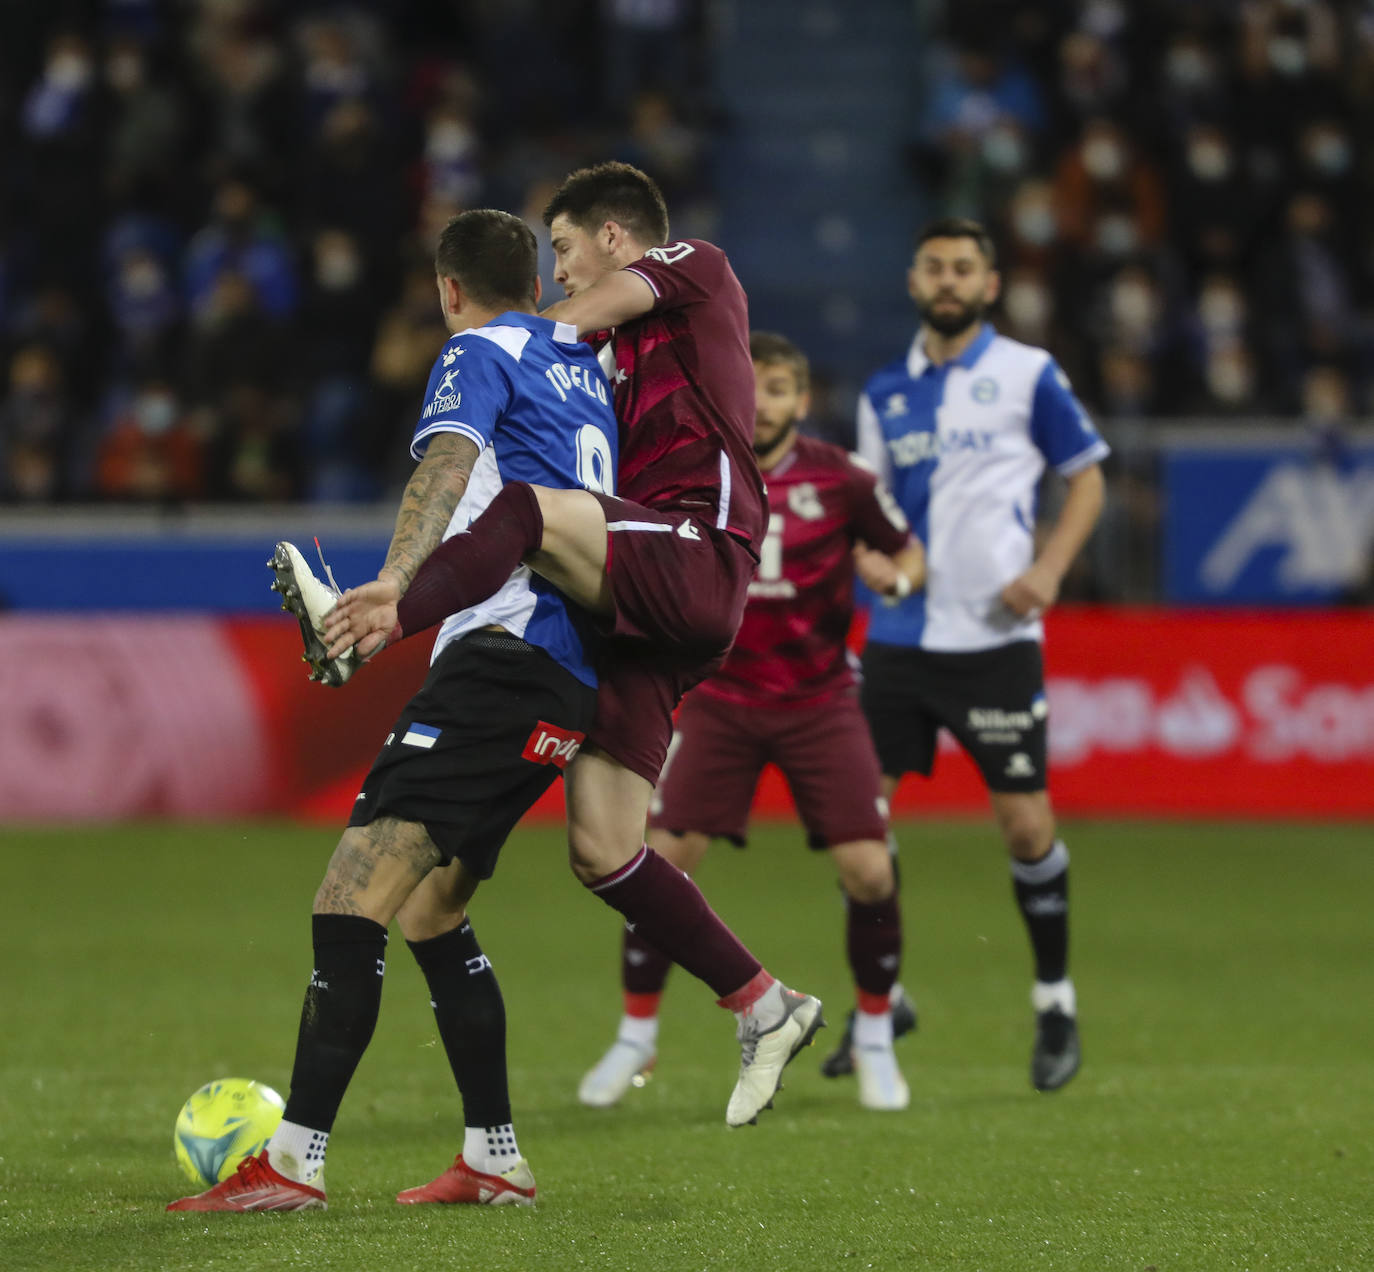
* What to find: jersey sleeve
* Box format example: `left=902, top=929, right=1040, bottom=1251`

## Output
left=410, top=337, right=513, bottom=460
left=622, top=239, right=725, bottom=312
left=1029, top=358, right=1110, bottom=475
left=844, top=454, right=910, bottom=555
left=854, top=389, right=892, bottom=485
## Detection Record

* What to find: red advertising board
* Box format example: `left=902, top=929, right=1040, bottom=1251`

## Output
left=0, top=610, right=1369, bottom=823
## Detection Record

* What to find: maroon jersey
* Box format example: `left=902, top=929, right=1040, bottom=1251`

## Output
left=699, top=435, right=910, bottom=707
left=595, top=239, right=766, bottom=546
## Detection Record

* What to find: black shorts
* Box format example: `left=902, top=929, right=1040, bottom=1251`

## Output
left=349, top=631, right=597, bottom=878
left=860, top=640, right=1048, bottom=793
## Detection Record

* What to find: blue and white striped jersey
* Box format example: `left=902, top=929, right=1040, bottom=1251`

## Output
left=856, top=323, right=1108, bottom=652
left=411, top=311, right=617, bottom=686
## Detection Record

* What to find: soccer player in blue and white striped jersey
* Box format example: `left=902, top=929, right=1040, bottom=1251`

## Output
left=853, top=217, right=1108, bottom=1093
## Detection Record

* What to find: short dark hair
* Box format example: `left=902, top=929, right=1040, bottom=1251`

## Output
left=542, top=161, right=670, bottom=246
left=750, top=330, right=810, bottom=390
left=914, top=216, right=997, bottom=267
left=434, top=209, right=538, bottom=310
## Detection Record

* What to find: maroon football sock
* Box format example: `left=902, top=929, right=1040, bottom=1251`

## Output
left=589, top=847, right=763, bottom=1000
left=846, top=890, right=901, bottom=998
left=395, top=481, right=544, bottom=638
left=622, top=924, right=673, bottom=997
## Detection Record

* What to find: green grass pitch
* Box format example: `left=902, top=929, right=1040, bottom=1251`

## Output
left=2, top=819, right=1370, bottom=1271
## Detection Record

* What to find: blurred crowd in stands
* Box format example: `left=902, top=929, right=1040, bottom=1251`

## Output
left=917, top=0, right=1373, bottom=429
left=0, top=0, right=1369, bottom=505
left=0, top=0, right=711, bottom=502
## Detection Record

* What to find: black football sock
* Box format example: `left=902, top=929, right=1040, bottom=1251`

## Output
left=846, top=889, right=902, bottom=998
left=282, top=914, right=388, bottom=1132
left=1011, top=839, right=1070, bottom=985
left=408, top=919, right=511, bottom=1127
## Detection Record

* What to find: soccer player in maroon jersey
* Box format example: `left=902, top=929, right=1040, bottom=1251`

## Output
left=325, top=163, right=823, bottom=1130
left=577, top=332, right=927, bottom=1112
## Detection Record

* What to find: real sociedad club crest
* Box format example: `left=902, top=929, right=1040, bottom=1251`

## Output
left=971, top=377, right=999, bottom=404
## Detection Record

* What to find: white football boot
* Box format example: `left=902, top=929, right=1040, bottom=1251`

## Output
left=726, top=986, right=825, bottom=1127
left=853, top=1045, right=911, bottom=1111
left=268, top=540, right=357, bottom=686
left=577, top=1038, right=657, bottom=1108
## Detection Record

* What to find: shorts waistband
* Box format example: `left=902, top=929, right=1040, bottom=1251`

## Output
left=462, top=630, right=538, bottom=653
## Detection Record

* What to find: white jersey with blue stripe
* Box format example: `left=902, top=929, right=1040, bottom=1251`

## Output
left=856, top=323, right=1108, bottom=652
left=410, top=311, right=617, bottom=686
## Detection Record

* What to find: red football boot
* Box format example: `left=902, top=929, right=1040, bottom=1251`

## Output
left=396, top=1154, right=536, bottom=1206
left=166, top=1151, right=326, bottom=1212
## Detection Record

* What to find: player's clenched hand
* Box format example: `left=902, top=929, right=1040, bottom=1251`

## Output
left=324, top=577, right=401, bottom=661
left=852, top=541, right=900, bottom=594
left=1000, top=560, right=1060, bottom=618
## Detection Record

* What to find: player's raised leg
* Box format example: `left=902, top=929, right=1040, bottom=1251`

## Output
left=323, top=483, right=615, bottom=659
left=993, top=790, right=1079, bottom=1091
left=168, top=819, right=440, bottom=1212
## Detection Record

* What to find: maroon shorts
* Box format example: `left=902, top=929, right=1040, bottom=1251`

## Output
left=587, top=494, right=755, bottom=784
left=648, top=687, right=890, bottom=849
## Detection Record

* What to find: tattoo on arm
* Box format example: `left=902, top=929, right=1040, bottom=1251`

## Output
left=382, top=433, right=481, bottom=590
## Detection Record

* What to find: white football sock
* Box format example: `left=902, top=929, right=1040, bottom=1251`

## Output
left=853, top=1007, right=894, bottom=1050
left=464, top=1123, right=520, bottom=1175
left=734, top=978, right=785, bottom=1031
left=618, top=1014, right=658, bottom=1048
left=267, top=1119, right=327, bottom=1184
left=1032, top=978, right=1076, bottom=1017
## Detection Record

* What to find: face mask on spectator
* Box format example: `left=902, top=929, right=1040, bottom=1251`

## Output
left=426, top=119, right=474, bottom=162
left=1207, top=350, right=1253, bottom=404
left=1110, top=276, right=1157, bottom=337
left=1082, top=136, right=1125, bottom=181
left=1198, top=280, right=1246, bottom=335
left=1187, top=139, right=1232, bottom=182
left=1013, top=204, right=1057, bottom=247
left=1095, top=212, right=1138, bottom=256
left=121, top=256, right=167, bottom=299
left=47, top=51, right=93, bottom=90
left=1004, top=278, right=1051, bottom=331
left=981, top=124, right=1027, bottom=174
left=1165, top=45, right=1211, bottom=90
left=317, top=248, right=361, bottom=291
left=108, top=50, right=143, bottom=92
left=1305, top=132, right=1351, bottom=176
left=1268, top=37, right=1306, bottom=76
left=135, top=392, right=178, bottom=436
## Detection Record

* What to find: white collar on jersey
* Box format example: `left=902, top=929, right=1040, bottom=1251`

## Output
left=906, top=321, right=997, bottom=378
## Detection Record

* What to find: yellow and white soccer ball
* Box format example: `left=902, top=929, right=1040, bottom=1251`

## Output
left=173, top=1077, right=285, bottom=1187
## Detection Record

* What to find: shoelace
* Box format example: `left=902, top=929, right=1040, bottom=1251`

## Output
left=232, top=1154, right=267, bottom=1183
left=314, top=536, right=344, bottom=598
left=737, top=1017, right=765, bottom=1068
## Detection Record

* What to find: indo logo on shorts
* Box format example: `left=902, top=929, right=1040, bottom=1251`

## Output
left=521, top=721, right=586, bottom=769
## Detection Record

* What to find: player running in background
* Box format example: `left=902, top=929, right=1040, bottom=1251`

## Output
left=168, top=209, right=618, bottom=1212
left=325, top=162, right=823, bottom=1130
left=854, top=217, right=1108, bottom=1092
left=577, top=331, right=926, bottom=1112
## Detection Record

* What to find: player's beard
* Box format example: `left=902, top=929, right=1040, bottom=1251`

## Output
left=753, top=420, right=795, bottom=461
left=918, top=293, right=987, bottom=337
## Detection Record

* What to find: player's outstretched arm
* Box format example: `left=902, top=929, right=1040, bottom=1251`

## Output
left=1000, top=462, right=1105, bottom=617
left=379, top=433, right=481, bottom=592
left=321, top=432, right=479, bottom=662
left=853, top=538, right=926, bottom=601
left=542, top=268, right=656, bottom=337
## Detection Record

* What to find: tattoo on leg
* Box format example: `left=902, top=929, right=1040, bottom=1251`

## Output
left=316, top=819, right=442, bottom=916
